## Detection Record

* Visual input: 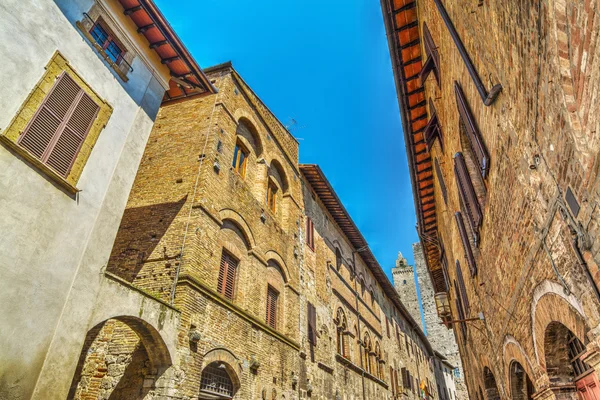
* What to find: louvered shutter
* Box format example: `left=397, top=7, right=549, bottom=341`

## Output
left=454, top=152, right=482, bottom=234
left=455, top=260, right=470, bottom=315
left=19, top=73, right=99, bottom=177
left=386, top=317, right=390, bottom=338
left=305, top=217, right=314, bottom=250
left=266, top=286, right=278, bottom=329
left=424, top=100, right=443, bottom=152
left=435, top=158, right=448, bottom=205
left=218, top=251, right=237, bottom=300
left=454, top=280, right=468, bottom=340
left=307, top=302, right=317, bottom=344
left=455, top=212, right=477, bottom=276
left=420, top=23, right=440, bottom=86
left=401, top=368, right=408, bottom=387
left=454, top=82, right=490, bottom=178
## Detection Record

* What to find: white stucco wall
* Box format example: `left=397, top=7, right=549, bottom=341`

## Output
left=0, top=1, right=170, bottom=399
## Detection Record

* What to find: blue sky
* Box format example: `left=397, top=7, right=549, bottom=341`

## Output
left=156, top=0, right=420, bottom=278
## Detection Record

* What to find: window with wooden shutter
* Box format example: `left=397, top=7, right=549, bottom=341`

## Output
left=435, top=158, right=448, bottom=205
left=420, top=23, right=440, bottom=87
left=217, top=250, right=238, bottom=300
left=454, top=152, right=483, bottom=238
left=232, top=141, right=249, bottom=178
left=305, top=217, right=314, bottom=250
left=266, top=285, right=279, bottom=329
left=439, top=236, right=450, bottom=292
left=307, top=302, right=317, bottom=345
left=386, top=317, right=390, bottom=338
left=18, top=72, right=100, bottom=178
left=267, top=180, right=278, bottom=212
left=455, top=260, right=470, bottom=315
left=455, top=212, right=477, bottom=276
left=453, top=280, right=468, bottom=340
left=455, top=81, right=490, bottom=178
left=424, top=99, right=443, bottom=152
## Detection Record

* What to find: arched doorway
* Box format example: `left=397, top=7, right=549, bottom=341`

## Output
left=67, top=316, right=172, bottom=400
left=544, top=321, right=596, bottom=400
left=199, top=361, right=239, bottom=399
left=510, top=361, right=535, bottom=400
left=484, top=366, right=500, bottom=400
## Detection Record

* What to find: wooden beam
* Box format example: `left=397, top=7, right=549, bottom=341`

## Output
left=124, top=6, right=142, bottom=16
left=137, top=23, right=155, bottom=33
left=149, top=40, right=168, bottom=49
left=161, top=56, right=180, bottom=64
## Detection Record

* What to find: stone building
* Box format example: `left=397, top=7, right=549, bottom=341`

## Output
left=412, top=243, right=468, bottom=400
left=393, top=252, right=424, bottom=330
left=0, top=1, right=214, bottom=399
left=71, top=61, right=442, bottom=399
left=434, top=351, right=459, bottom=400
left=381, top=1, right=600, bottom=400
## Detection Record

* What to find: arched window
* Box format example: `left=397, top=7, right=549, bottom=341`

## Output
left=266, top=160, right=288, bottom=214
left=375, top=342, right=382, bottom=379
left=336, top=308, right=348, bottom=358
left=363, top=333, right=372, bottom=374
left=509, top=361, right=534, bottom=400
left=200, top=362, right=235, bottom=398
left=483, top=367, right=500, bottom=400
left=335, top=248, right=342, bottom=271
left=232, top=140, right=249, bottom=177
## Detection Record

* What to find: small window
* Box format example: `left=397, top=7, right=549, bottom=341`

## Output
left=266, top=285, right=279, bottom=329
left=90, top=19, right=124, bottom=65
left=335, top=248, right=342, bottom=271
left=267, top=180, right=278, bottom=212
left=217, top=250, right=238, bottom=300
left=232, top=141, right=248, bottom=177
left=420, top=23, right=441, bottom=87
left=306, top=217, right=315, bottom=250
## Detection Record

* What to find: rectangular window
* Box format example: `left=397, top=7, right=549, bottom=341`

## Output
left=232, top=142, right=248, bottom=177
left=456, top=260, right=470, bottom=315
left=18, top=72, right=100, bottom=178
left=386, top=317, right=390, bottom=338
left=454, top=280, right=468, bottom=340
left=217, top=250, right=238, bottom=300
left=306, top=217, right=315, bottom=250
left=401, top=367, right=408, bottom=388
left=266, top=285, right=279, bottom=329
left=267, top=180, right=278, bottom=212
left=454, top=152, right=483, bottom=238
left=424, top=99, right=443, bottom=151
left=90, top=20, right=124, bottom=64
left=455, top=211, right=477, bottom=276
left=307, top=302, right=317, bottom=345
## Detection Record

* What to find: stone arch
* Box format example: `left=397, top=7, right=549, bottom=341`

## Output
left=508, top=360, right=535, bottom=400
left=484, top=366, right=501, bottom=400
left=268, top=158, right=289, bottom=194
left=201, top=347, right=243, bottom=385
left=265, top=250, right=290, bottom=283
left=234, top=112, right=264, bottom=156
left=218, top=208, right=256, bottom=249
left=67, top=315, right=172, bottom=400
left=503, top=335, right=537, bottom=390
left=531, top=280, right=587, bottom=366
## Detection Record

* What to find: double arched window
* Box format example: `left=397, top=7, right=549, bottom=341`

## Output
left=335, top=308, right=348, bottom=358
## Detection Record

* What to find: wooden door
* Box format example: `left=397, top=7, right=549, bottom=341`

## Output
left=577, top=372, right=600, bottom=400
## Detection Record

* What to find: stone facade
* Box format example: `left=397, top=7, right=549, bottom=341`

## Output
left=413, top=243, right=467, bottom=400
left=70, top=62, right=442, bottom=399
left=393, top=253, right=424, bottom=331
left=0, top=1, right=213, bottom=399
left=382, top=1, right=600, bottom=400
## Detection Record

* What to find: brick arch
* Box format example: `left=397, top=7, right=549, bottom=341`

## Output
left=267, top=157, right=289, bottom=193
left=531, top=280, right=587, bottom=367
left=265, top=250, right=290, bottom=283
left=233, top=109, right=264, bottom=156
left=218, top=208, right=256, bottom=249
left=503, top=335, right=537, bottom=392
left=201, top=347, right=243, bottom=389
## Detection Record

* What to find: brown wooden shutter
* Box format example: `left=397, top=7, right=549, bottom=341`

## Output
left=420, top=23, right=440, bottom=86
left=401, top=367, right=408, bottom=387
left=306, top=217, right=314, bottom=250
left=307, top=302, right=317, bottom=344
left=454, top=152, right=482, bottom=235
left=266, top=286, right=278, bottom=329
left=455, top=212, right=477, bottom=276
left=455, top=260, right=470, bottom=315
left=454, top=280, right=468, bottom=340
left=424, top=100, right=443, bottom=152
left=386, top=317, right=390, bottom=338
left=438, top=236, right=450, bottom=291
left=434, top=158, right=448, bottom=205
left=19, top=73, right=99, bottom=177
left=218, top=251, right=237, bottom=300
left=454, top=81, right=490, bottom=178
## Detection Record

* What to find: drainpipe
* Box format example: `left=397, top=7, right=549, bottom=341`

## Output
left=352, top=247, right=368, bottom=400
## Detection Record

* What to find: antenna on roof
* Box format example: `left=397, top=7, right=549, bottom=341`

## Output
left=285, top=117, right=306, bottom=136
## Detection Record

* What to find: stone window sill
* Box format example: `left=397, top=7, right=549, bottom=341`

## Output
left=0, top=135, right=79, bottom=195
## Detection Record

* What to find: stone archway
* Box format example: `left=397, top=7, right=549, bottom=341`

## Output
left=199, top=349, right=242, bottom=399
left=484, top=366, right=500, bottom=400
left=67, top=316, right=172, bottom=400
left=509, top=361, right=535, bottom=400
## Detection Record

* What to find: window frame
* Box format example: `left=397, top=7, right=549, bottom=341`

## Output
left=265, top=285, right=279, bottom=329
left=306, top=217, right=315, bottom=251
left=217, top=250, right=239, bottom=300
left=266, top=179, right=278, bottom=213
left=232, top=140, right=249, bottom=178
left=420, top=23, right=441, bottom=87
left=89, top=19, right=125, bottom=65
